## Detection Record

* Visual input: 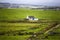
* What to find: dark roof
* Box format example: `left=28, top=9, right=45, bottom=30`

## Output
left=28, top=16, right=35, bottom=18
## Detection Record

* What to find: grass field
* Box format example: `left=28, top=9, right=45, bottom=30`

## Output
left=0, top=9, right=60, bottom=20
left=0, top=8, right=60, bottom=40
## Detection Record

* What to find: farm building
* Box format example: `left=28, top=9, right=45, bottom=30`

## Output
left=26, top=16, right=38, bottom=21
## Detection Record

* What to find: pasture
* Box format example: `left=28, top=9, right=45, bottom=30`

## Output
left=0, top=8, right=60, bottom=40
left=0, top=9, right=60, bottom=20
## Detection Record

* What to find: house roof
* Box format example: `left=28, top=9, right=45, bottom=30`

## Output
left=28, top=16, right=35, bottom=18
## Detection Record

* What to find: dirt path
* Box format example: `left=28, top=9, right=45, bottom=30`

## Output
left=44, top=24, right=60, bottom=34
left=27, top=22, right=60, bottom=40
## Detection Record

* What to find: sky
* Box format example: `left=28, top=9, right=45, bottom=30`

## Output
left=0, top=0, right=60, bottom=6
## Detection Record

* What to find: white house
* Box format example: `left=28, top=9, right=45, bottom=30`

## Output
left=26, top=16, right=38, bottom=21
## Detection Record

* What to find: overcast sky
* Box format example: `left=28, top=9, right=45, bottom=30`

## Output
left=0, top=0, right=60, bottom=6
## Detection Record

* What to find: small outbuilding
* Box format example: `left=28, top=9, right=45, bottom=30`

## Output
left=26, top=16, right=38, bottom=21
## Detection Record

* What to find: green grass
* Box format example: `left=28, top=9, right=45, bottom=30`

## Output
left=0, top=22, right=50, bottom=40
left=0, top=9, right=60, bottom=20
left=45, top=28, right=60, bottom=40
left=0, top=23, right=40, bottom=32
left=0, top=8, right=60, bottom=40
left=0, top=35, right=31, bottom=40
left=0, top=23, right=50, bottom=33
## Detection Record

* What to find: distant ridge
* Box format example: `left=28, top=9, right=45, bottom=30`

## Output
left=0, top=2, right=10, bottom=4
left=0, top=2, right=60, bottom=10
left=0, top=2, right=60, bottom=7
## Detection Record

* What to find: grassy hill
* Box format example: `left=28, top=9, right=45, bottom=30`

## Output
left=0, top=9, right=60, bottom=20
left=0, top=8, right=60, bottom=40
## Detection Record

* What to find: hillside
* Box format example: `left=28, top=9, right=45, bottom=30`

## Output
left=0, top=9, right=60, bottom=40
left=0, top=9, right=60, bottom=20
